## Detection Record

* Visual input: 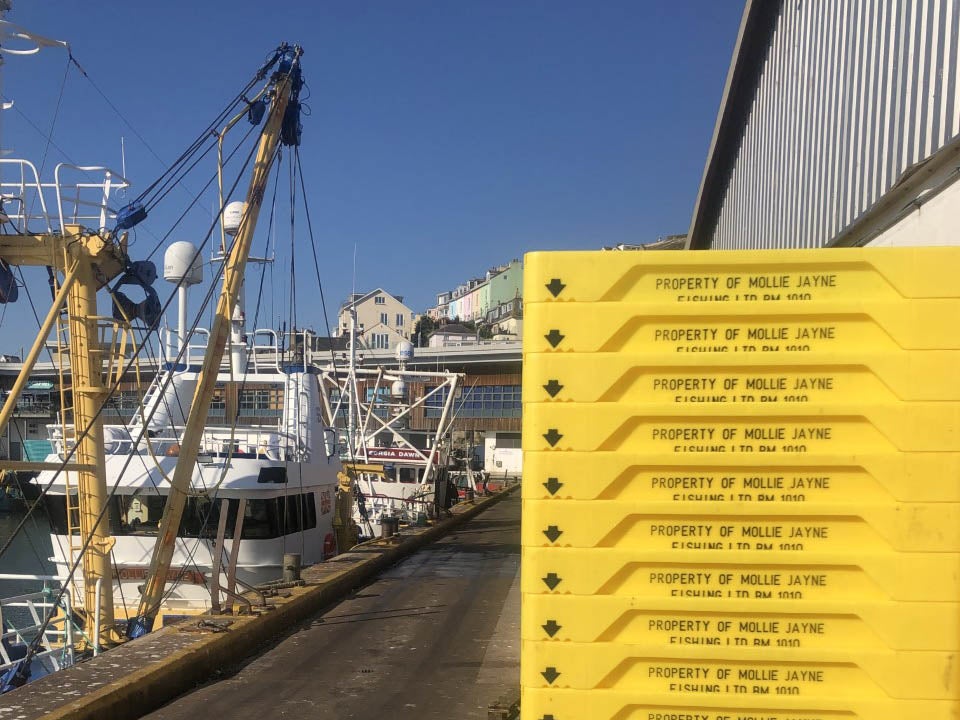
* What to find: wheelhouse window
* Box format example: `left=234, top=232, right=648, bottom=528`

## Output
left=45, top=492, right=318, bottom=540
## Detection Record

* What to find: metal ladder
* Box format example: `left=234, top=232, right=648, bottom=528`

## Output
left=51, top=270, right=84, bottom=608
left=28, top=162, right=132, bottom=611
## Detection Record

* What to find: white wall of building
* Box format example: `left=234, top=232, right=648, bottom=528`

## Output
left=865, top=178, right=960, bottom=248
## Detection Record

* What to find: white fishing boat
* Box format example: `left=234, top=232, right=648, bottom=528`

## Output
left=317, top=308, right=464, bottom=539
left=37, top=326, right=342, bottom=627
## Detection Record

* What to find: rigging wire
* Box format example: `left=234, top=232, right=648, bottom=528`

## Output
left=292, top=151, right=336, bottom=377
left=109, top=49, right=283, bottom=212
left=141, top=120, right=261, bottom=261
left=3, top=97, right=88, bottom=181
left=65, top=49, right=265, bottom=207
left=293, top=148, right=353, bottom=447
left=66, top=52, right=168, bottom=177
left=25, top=53, right=71, bottom=221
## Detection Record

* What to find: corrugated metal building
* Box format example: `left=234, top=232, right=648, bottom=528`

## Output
left=688, top=0, right=960, bottom=250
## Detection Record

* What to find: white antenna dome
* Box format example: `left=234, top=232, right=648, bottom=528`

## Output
left=163, top=241, right=203, bottom=286
left=391, top=379, right=407, bottom=397
left=223, top=201, right=247, bottom=236
left=396, top=340, right=414, bottom=362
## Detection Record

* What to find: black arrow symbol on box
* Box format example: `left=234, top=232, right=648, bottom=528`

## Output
left=543, top=429, right=563, bottom=447
left=543, top=379, right=563, bottom=397
left=543, top=477, right=563, bottom=495
left=542, top=573, right=562, bottom=590
left=543, top=525, right=563, bottom=543
left=545, top=278, right=566, bottom=297
left=544, top=329, right=565, bottom=348
left=541, top=667, right=561, bottom=684
left=542, top=619, right=562, bottom=637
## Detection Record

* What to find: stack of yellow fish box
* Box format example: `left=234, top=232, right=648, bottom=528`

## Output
left=521, top=248, right=960, bottom=720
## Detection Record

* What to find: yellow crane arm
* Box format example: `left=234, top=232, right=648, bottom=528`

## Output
left=128, top=50, right=301, bottom=637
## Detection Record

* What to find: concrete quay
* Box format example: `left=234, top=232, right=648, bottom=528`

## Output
left=0, top=485, right=519, bottom=720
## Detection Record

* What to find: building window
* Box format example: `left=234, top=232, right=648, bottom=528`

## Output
left=370, top=333, right=389, bottom=349
left=396, top=313, right=404, bottom=327
left=375, top=296, right=385, bottom=305
left=238, top=388, right=283, bottom=417
left=424, top=384, right=521, bottom=419
left=209, top=386, right=226, bottom=417
left=365, top=386, right=392, bottom=419
left=380, top=312, right=388, bottom=325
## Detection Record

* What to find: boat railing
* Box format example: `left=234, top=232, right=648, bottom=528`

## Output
left=250, top=329, right=282, bottom=372
left=0, top=159, right=55, bottom=234
left=0, top=160, right=130, bottom=236
left=159, top=329, right=298, bottom=375
left=53, top=163, right=130, bottom=235
left=197, top=426, right=300, bottom=461
left=47, top=421, right=305, bottom=462
left=0, top=578, right=76, bottom=676
left=157, top=327, right=211, bottom=368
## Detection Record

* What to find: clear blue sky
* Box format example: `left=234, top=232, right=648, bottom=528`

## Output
left=1, top=1, right=741, bottom=348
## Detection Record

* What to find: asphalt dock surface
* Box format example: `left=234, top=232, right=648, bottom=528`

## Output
left=141, top=492, right=520, bottom=720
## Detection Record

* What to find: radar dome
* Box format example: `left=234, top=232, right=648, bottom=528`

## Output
left=223, top=201, right=247, bottom=236
left=391, top=379, right=407, bottom=397
left=163, top=241, right=203, bottom=285
left=396, top=341, right=414, bottom=362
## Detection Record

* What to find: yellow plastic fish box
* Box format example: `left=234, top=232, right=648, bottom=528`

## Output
left=522, top=402, right=960, bottom=453
left=521, top=547, right=960, bottom=602
left=521, top=451, right=960, bottom=503
left=520, top=687, right=958, bottom=720
left=523, top=247, right=960, bottom=304
left=522, top=351, right=960, bottom=403
left=522, top=641, right=960, bottom=698
left=522, top=500, right=960, bottom=552
left=524, top=300, right=960, bottom=354
left=520, top=595, right=960, bottom=650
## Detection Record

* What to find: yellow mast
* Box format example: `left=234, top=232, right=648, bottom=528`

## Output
left=0, top=227, right=128, bottom=648
left=129, top=47, right=302, bottom=636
